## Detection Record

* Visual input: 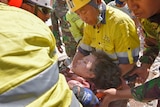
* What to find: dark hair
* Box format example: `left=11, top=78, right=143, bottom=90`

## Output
left=89, top=51, right=122, bottom=89
left=148, top=14, right=160, bottom=24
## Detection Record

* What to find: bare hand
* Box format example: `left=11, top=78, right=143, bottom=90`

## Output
left=97, top=88, right=118, bottom=107
left=130, top=64, right=150, bottom=83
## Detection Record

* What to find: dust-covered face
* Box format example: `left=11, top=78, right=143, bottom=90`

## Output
left=71, top=54, right=96, bottom=78
left=126, top=0, right=160, bottom=18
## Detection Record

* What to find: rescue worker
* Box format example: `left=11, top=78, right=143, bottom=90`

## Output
left=21, top=0, right=52, bottom=22
left=66, top=0, right=140, bottom=82
left=65, top=10, right=84, bottom=44
left=107, top=0, right=143, bottom=36
left=97, top=0, right=160, bottom=106
left=51, top=0, right=77, bottom=59
left=66, top=0, right=140, bottom=106
left=0, top=0, right=82, bottom=107
left=107, top=0, right=132, bottom=17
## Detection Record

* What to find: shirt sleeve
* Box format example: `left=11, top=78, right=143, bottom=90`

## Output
left=66, top=12, right=83, bottom=43
left=131, top=76, right=160, bottom=101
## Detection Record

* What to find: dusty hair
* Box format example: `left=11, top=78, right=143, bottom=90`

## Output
left=89, top=51, right=122, bottom=89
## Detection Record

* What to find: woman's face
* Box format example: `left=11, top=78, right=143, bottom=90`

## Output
left=126, top=0, right=160, bottom=18
left=71, top=54, right=96, bottom=78
left=76, top=4, right=99, bottom=26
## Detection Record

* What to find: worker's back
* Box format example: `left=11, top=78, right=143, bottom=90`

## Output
left=0, top=3, right=81, bottom=107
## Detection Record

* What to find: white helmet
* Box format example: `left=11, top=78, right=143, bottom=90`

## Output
left=28, top=0, right=53, bottom=9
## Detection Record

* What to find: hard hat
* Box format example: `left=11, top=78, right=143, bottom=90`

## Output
left=27, top=0, right=53, bottom=9
left=66, top=0, right=91, bottom=12
left=8, top=0, right=23, bottom=7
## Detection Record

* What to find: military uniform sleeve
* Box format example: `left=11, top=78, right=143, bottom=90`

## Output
left=131, top=76, right=160, bottom=101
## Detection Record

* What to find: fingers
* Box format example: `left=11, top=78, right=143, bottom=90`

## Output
left=135, top=76, right=145, bottom=83
left=97, top=88, right=116, bottom=96
left=97, top=88, right=120, bottom=107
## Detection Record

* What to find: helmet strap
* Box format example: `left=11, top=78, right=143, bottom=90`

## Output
left=97, top=14, right=103, bottom=25
left=34, top=5, right=38, bottom=16
left=88, top=0, right=105, bottom=26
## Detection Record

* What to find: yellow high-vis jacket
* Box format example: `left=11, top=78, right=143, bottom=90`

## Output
left=0, top=3, right=81, bottom=107
left=66, top=10, right=84, bottom=43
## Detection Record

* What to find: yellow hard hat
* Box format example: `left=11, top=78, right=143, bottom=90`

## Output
left=66, top=0, right=91, bottom=12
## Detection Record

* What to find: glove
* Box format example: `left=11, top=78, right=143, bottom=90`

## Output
left=72, top=86, right=99, bottom=107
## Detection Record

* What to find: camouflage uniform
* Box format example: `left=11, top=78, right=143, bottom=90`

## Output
left=131, top=76, right=160, bottom=104
left=51, top=0, right=77, bottom=58
left=139, top=15, right=160, bottom=65
left=133, top=14, right=160, bottom=107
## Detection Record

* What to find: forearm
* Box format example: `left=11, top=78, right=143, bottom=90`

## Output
left=113, top=79, right=133, bottom=100
left=115, top=89, right=133, bottom=100
left=131, top=76, right=160, bottom=101
left=120, top=63, right=150, bottom=85
left=98, top=88, right=133, bottom=107
left=119, top=63, right=135, bottom=76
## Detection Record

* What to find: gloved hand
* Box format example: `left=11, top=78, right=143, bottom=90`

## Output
left=72, top=86, right=99, bottom=107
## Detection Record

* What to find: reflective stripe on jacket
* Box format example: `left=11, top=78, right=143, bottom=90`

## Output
left=0, top=3, right=81, bottom=107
